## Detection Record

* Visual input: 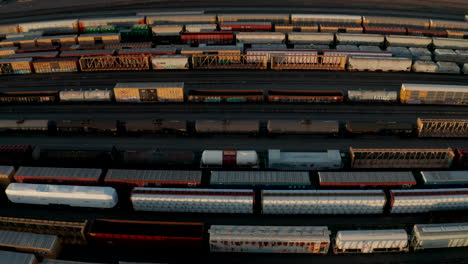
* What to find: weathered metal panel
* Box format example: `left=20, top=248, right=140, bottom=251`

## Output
left=336, top=33, right=384, bottom=46
left=209, top=225, right=330, bottom=254
left=217, top=14, right=289, bottom=23
left=262, top=190, right=386, bottom=214
left=417, top=119, right=468, bottom=138
left=235, top=32, right=285, bottom=44
left=287, top=32, right=334, bottom=45
left=291, top=14, right=361, bottom=25
left=386, top=35, right=432, bottom=47
left=0, top=250, right=37, bottom=264
left=151, top=55, right=189, bottom=70
left=347, top=56, right=412, bottom=72
left=347, top=90, right=398, bottom=102
left=363, top=16, right=430, bottom=28
left=113, top=82, right=184, bottom=103
left=79, top=55, right=149, bottom=71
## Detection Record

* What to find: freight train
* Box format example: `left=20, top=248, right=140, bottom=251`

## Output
left=0, top=118, right=466, bottom=139
left=2, top=165, right=468, bottom=213
left=0, top=145, right=466, bottom=170
left=0, top=216, right=467, bottom=258
left=2, top=83, right=468, bottom=106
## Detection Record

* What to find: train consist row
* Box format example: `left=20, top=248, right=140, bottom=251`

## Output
left=1, top=13, right=467, bottom=37
left=3, top=180, right=468, bottom=214
left=1, top=145, right=467, bottom=170
left=1, top=118, right=467, bottom=139
left=0, top=217, right=467, bottom=262
left=0, top=41, right=467, bottom=74
left=1, top=166, right=468, bottom=189
left=2, top=83, right=468, bottom=106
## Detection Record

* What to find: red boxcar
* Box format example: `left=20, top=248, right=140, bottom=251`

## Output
left=88, top=219, right=205, bottom=250
left=220, top=22, right=272, bottom=32
left=456, top=148, right=468, bottom=168
left=15, top=47, right=59, bottom=53
left=13, top=167, right=102, bottom=185
left=268, top=90, right=344, bottom=103
left=181, top=31, right=234, bottom=45
left=407, top=28, right=448, bottom=37
left=9, top=51, right=59, bottom=58
left=104, top=169, right=202, bottom=188
left=0, top=145, right=34, bottom=165
left=318, top=171, right=417, bottom=189
left=364, top=26, right=407, bottom=35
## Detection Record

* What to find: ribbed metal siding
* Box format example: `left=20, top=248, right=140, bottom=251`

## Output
left=106, top=169, right=202, bottom=183
left=210, top=171, right=310, bottom=186
left=0, top=250, right=36, bottom=264
left=15, top=167, right=101, bottom=180
left=0, top=230, right=57, bottom=251
left=318, top=171, right=416, bottom=185
left=421, top=171, right=468, bottom=185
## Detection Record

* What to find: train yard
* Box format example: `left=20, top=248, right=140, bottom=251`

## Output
left=0, top=5, right=468, bottom=264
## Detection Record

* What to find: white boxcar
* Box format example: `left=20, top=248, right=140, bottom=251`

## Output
left=217, top=14, right=289, bottom=23
left=385, top=35, right=432, bottom=47
left=18, top=19, right=78, bottom=34
left=287, top=32, right=334, bottom=45
left=412, top=61, right=439, bottom=73
left=246, top=49, right=318, bottom=63
left=185, top=24, right=217, bottom=32
left=146, top=14, right=217, bottom=24
left=386, top=47, right=412, bottom=58
left=437, top=62, right=460, bottom=74
left=236, top=32, right=285, bottom=44
left=433, top=38, right=468, bottom=50
left=131, top=188, right=254, bottom=213
left=336, top=33, right=384, bottom=46
left=268, top=149, right=342, bottom=170
left=291, top=14, right=362, bottom=25
left=151, top=55, right=189, bottom=70
left=347, top=56, right=412, bottom=72
left=421, top=171, right=468, bottom=186
left=151, top=24, right=183, bottom=36
left=6, top=183, right=118, bottom=208
left=334, top=229, right=409, bottom=254
left=347, top=90, right=398, bottom=102
left=209, top=225, right=331, bottom=254
left=201, top=150, right=258, bottom=167
left=389, top=188, right=468, bottom=213
left=84, top=90, right=113, bottom=101
left=411, top=223, right=468, bottom=250
left=59, top=91, right=85, bottom=101
left=261, top=190, right=386, bottom=214
left=0, top=250, right=36, bottom=264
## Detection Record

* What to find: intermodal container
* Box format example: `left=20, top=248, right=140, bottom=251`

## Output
left=104, top=169, right=202, bottom=187
left=210, top=171, right=311, bottom=189
left=318, top=171, right=416, bottom=188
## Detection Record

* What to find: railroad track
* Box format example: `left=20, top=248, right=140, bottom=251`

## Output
left=2, top=103, right=468, bottom=115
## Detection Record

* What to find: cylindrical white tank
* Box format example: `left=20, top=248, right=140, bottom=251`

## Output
left=201, top=150, right=258, bottom=166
